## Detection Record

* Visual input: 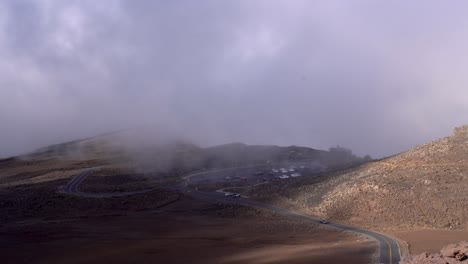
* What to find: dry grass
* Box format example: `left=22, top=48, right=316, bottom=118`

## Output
left=0, top=168, right=87, bottom=188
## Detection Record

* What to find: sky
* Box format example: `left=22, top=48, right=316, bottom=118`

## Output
left=1, top=0, right=468, bottom=158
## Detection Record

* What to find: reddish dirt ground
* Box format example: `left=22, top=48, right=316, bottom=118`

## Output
left=1, top=197, right=377, bottom=264
left=393, top=229, right=468, bottom=254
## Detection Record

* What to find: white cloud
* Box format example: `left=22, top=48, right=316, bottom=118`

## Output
left=1, top=0, right=468, bottom=158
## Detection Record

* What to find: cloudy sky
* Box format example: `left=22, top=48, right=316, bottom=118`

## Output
left=1, top=0, right=468, bottom=158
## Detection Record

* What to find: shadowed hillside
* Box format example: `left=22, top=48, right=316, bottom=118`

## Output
left=202, top=142, right=369, bottom=169
left=11, top=133, right=370, bottom=179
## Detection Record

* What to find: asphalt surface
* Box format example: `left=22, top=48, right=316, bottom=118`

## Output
left=182, top=190, right=400, bottom=264
left=62, top=168, right=96, bottom=194
left=183, top=167, right=401, bottom=264
left=61, top=168, right=153, bottom=197
left=63, top=166, right=401, bottom=264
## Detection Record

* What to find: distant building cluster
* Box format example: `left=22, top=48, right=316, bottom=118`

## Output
left=272, top=166, right=304, bottom=179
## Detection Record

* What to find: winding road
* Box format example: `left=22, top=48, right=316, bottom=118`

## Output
left=62, top=168, right=96, bottom=194
left=61, top=168, right=153, bottom=197
left=182, top=167, right=402, bottom=264
left=62, top=166, right=401, bottom=264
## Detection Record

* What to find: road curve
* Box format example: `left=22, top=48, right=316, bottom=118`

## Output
left=62, top=169, right=96, bottom=194
left=61, top=168, right=153, bottom=197
left=182, top=167, right=401, bottom=264
left=62, top=166, right=401, bottom=263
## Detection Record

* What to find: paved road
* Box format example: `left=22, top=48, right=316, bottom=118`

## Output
left=182, top=167, right=401, bottom=264
left=180, top=190, right=400, bottom=264
left=61, top=168, right=153, bottom=197
left=63, top=166, right=401, bottom=263
left=62, top=168, right=96, bottom=194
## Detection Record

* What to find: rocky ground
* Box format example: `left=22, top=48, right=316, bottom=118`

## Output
left=0, top=158, right=180, bottom=223
left=401, top=241, right=468, bottom=263
left=0, top=181, right=180, bottom=223
left=309, top=125, right=468, bottom=231
left=245, top=125, right=468, bottom=232
left=3, top=126, right=467, bottom=262
left=0, top=145, right=377, bottom=264
left=78, top=167, right=156, bottom=193
left=0, top=136, right=380, bottom=264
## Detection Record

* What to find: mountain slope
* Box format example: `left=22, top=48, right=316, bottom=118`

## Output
left=305, top=125, right=468, bottom=230
left=203, top=142, right=368, bottom=169
left=12, top=131, right=368, bottom=180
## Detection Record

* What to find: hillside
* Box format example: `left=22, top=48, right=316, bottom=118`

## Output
left=0, top=132, right=379, bottom=264
left=202, top=142, right=369, bottom=169
left=248, top=125, right=468, bottom=231
left=14, top=132, right=369, bottom=178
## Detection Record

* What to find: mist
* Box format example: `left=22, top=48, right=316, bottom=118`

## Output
left=1, top=0, right=468, bottom=159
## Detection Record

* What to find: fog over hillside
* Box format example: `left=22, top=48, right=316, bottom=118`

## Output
left=1, top=0, right=468, bottom=158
